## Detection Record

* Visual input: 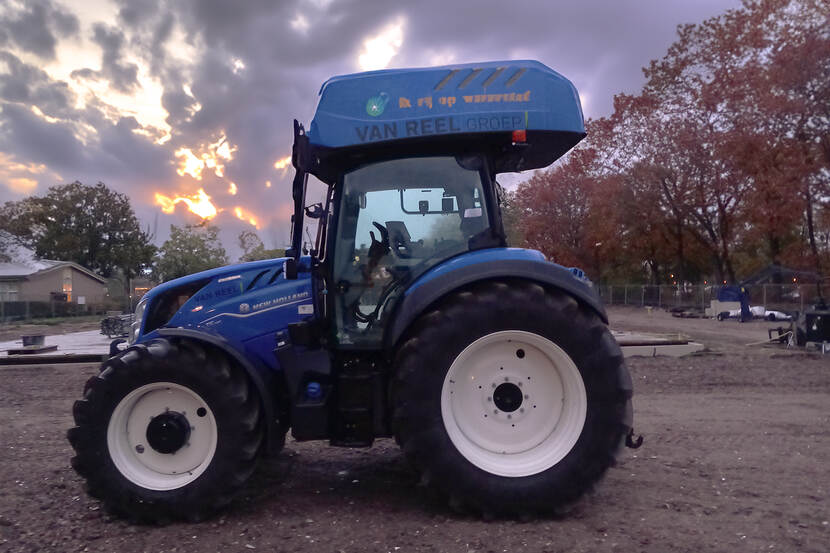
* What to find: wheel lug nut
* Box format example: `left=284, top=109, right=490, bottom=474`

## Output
left=487, top=397, right=492, bottom=402
left=524, top=394, right=529, bottom=399
left=135, top=445, right=144, bottom=454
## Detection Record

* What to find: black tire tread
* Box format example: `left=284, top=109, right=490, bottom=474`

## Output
left=391, top=279, right=632, bottom=518
left=67, top=337, right=263, bottom=523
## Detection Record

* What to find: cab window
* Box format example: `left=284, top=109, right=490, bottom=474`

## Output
left=332, top=156, right=490, bottom=347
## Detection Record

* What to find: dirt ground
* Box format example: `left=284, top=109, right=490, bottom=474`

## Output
left=1, top=306, right=828, bottom=553
left=0, top=317, right=101, bottom=343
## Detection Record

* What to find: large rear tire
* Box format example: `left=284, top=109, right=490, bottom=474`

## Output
left=67, top=338, right=263, bottom=523
left=391, top=280, right=632, bottom=517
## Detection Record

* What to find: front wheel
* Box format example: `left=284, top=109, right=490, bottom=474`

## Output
left=391, top=280, right=632, bottom=517
left=67, top=338, right=263, bottom=522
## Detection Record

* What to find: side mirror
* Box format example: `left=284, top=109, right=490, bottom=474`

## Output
left=284, top=257, right=298, bottom=280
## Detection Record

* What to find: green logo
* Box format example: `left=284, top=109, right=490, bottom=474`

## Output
left=366, top=93, right=389, bottom=117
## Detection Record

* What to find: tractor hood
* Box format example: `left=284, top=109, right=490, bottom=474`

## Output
left=136, top=257, right=309, bottom=339
left=141, top=258, right=291, bottom=308
left=306, top=60, right=586, bottom=175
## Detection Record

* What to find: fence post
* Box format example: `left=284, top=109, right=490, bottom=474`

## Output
left=763, top=284, right=767, bottom=309
left=658, top=286, right=662, bottom=309
left=25, top=300, right=30, bottom=321
left=624, top=285, right=628, bottom=305
left=641, top=286, right=645, bottom=306
left=609, top=285, right=613, bottom=305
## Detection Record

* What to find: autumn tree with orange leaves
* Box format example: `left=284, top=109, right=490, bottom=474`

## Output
left=510, top=0, right=830, bottom=285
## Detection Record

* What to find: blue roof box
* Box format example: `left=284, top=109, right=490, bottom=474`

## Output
left=307, top=60, right=586, bottom=173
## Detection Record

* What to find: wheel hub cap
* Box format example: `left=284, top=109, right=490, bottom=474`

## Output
left=441, top=330, right=587, bottom=477
left=493, top=382, right=523, bottom=413
left=146, top=411, right=191, bottom=454
left=107, top=382, right=218, bottom=491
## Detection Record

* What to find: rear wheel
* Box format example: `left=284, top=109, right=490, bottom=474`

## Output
left=392, top=280, right=632, bottom=516
left=68, top=338, right=263, bottom=522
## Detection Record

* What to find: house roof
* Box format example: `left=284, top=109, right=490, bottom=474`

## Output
left=0, top=260, right=60, bottom=277
left=0, top=260, right=107, bottom=283
left=0, top=236, right=107, bottom=283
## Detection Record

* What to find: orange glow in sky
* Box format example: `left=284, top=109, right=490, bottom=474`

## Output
left=175, top=135, right=238, bottom=180
left=274, top=155, right=291, bottom=170
left=155, top=188, right=219, bottom=220
left=233, top=206, right=259, bottom=228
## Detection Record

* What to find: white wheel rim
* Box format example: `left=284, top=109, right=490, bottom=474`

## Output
left=441, top=330, right=587, bottom=477
left=107, top=382, right=218, bottom=490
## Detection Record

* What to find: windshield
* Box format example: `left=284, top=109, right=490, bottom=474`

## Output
left=332, top=155, right=490, bottom=347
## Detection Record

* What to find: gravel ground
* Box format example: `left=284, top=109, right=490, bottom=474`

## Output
left=1, top=306, right=828, bottom=552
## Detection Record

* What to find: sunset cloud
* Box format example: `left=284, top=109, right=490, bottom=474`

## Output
left=0, top=0, right=743, bottom=253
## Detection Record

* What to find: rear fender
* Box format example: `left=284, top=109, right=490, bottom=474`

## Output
left=384, top=253, right=607, bottom=350
left=157, top=328, right=285, bottom=456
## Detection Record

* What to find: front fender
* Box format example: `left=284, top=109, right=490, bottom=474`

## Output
left=384, top=249, right=606, bottom=350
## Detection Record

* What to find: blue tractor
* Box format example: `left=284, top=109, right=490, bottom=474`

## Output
left=69, top=61, right=635, bottom=521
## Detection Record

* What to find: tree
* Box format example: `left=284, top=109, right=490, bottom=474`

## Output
left=155, top=224, right=228, bottom=281
left=499, top=189, right=524, bottom=246
left=512, top=148, right=627, bottom=282
left=0, top=231, right=13, bottom=263
left=237, top=230, right=285, bottom=262
left=0, top=181, right=155, bottom=279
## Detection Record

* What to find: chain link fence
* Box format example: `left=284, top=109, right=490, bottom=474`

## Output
left=596, top=283, right=822, bottom=314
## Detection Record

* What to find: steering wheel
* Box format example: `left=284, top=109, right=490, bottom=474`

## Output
left=366, top=221, right=391, bottom=270
left=371, top=221, right=390, bottom=247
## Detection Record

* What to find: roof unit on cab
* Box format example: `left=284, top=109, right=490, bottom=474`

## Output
left=307, top=60, right=586, bottom=174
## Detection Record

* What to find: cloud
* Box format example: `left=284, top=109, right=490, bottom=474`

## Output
left=0, top=0, right=744, bottom=255
left=0, top=151, right=61, bottom=196
left=358, top=16, right=406, bottom=71
left=0, top=0, right=79, bottom=60
left=0, top=51, right=75, bottom=118
left=90, top=23, right=141, bottom=93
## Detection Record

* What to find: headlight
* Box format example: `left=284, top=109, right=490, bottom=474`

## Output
left=129, top=298, right=148, bottom=344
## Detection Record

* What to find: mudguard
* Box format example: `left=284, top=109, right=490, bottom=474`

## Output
left=384, top=249, right=607, bottom=350
left=157, top=327, right=285, bottom=455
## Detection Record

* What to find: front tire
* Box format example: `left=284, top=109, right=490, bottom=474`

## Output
left=392, top=280, right=632, bottom=516
left=67, top=338, right=263, bottom=522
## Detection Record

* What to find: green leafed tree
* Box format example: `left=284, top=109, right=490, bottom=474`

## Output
left=155, top=224, right=229, bottom=281
left=0, top=181, right=156, bottom=278
left=237, top=230, right=285, bottom=262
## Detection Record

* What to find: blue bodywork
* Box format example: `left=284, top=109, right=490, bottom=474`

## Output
left=135, top=258, right=314, bottom=371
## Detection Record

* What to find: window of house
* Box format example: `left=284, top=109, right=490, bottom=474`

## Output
left=62, top=268, right=73, bottom=302
left=0, top=282, right=20, bottom=302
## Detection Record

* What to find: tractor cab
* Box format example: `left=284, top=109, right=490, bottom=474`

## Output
left=288, top=60, right=587, bottom=349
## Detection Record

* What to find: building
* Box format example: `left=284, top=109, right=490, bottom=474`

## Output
left=0, top=259, right=108, bottom=304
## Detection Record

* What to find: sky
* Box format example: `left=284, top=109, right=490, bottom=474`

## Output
left=0, top=0, right=742, bottom=257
